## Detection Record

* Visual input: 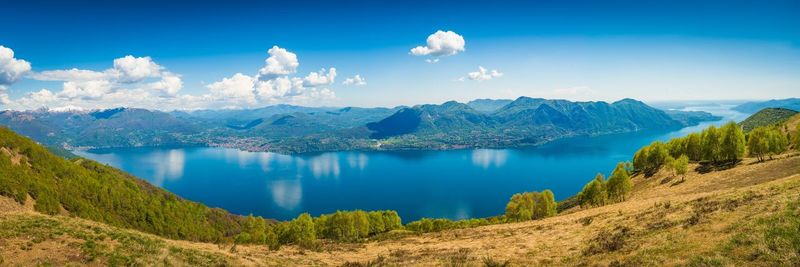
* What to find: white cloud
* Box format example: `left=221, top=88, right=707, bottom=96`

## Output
left=29, top=55, right=164, bottom=84
left=3, top=45, right=342, bottom=110
left=258, top=46, right=299, bottom=80
left=410, top=30, right=465, bottom=61
left=256, top=76, right=303, bottom=101
left=110, top=55, right=162, bottom=83
left=29, top=68, right=107, bottom=81
left=0, top=86, right=10, bottom=105
left=464, top=66, right=503, bottom=81
left=148, top=72, right=183, bottom=96
left=207, top=73, right=257, bottom=104
left=303, top=68, right=336, bottom=87
left=0, top=46, right=32, bottom=85
left=342, top=75, right=366, bottom=86
left=58, top=80, right=113, bottom=100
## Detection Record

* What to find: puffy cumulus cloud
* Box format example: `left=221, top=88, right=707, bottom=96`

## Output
left=58, top=80, right=112, bottom=99
left=258, top=46, right=299, bottom=80
left=29, top=55, right=167, bottom=84
left=303, top=68, right=336, bottom=87
left=256, top=76, right=304, bottom=101
left=463, top=66, right=503, bottom=81
left=0, top=46, right=32, bottom=85
left=3, top=45, right=343, bottom=111
left=110, top=55, right=163, bottom=83
left=410, top=30, right=465, bottom=61
left=205, top=45, right=338, bottom=107
left=342, top=75, right=366, bottom=86
left=3, top=54, right=188, bottom=111
left=207, top=73, right=257, bottom=104
left=147, top=72, right=183, bottom=96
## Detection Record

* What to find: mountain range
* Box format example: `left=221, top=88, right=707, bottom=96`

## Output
left=0, top=97, right=720, bottom=153
left=733, top=98, right=800, bottom=113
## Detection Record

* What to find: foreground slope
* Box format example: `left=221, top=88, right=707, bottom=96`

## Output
left=2, top=151, right=798, bottom=266
left=0, top=127, right=253, bottom=243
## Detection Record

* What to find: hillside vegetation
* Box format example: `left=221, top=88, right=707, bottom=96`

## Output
left=739, top=107, right=798, bottom=132
left=0, top=127, right=251, bottom=243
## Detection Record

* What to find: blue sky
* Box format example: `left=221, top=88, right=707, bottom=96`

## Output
left=1, top=0, right=799, bottom=110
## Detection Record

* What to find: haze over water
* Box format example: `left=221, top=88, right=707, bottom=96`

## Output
left=75, top=104, right=748, bottom=221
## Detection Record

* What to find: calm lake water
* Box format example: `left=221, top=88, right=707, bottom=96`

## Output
left=75, top=105, right=748, bottom=222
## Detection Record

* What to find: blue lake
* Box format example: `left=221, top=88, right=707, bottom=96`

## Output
left=75, top=105, right=748, bottom=222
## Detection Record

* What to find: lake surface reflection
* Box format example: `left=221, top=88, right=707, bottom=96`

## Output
left=75, top=105, right=748, bottom=221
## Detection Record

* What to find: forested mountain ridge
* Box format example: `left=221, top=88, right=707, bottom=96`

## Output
left=367, top=97, right=720, bottom=149
left=738, top=107, right=799, bottom=133
left=0, top=98, right=719, bottom=153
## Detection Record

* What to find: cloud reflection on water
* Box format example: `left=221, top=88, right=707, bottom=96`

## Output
left=471, top=149, right=508, bottom=169
left=270, top=179, right=302, bottom=210
left=346, top=153, right=368, bottom=171
left=309, top=153, right=340, bottom=178
left=151, top=149, right=185, bottom=186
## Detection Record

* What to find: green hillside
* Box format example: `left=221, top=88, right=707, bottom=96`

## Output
left=739, top=108, right=799, bottom=133
left=0, top=127, right=250, bottom=243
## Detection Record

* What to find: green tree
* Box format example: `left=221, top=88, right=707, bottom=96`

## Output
left=367, top=211, right=386, bottom=234
left=719, top=121, right=746, bottom=162
left=673, top=155, right=689, bottom=181
left=243, top=215, right=267, bottom=244
left=382, top=211, right=402, bottom=230
left=505, top=190, right=557, bottom=221
left=748, top=126, right=788, bottom=161
left=748, top=127, right=770, bottom=161
left=795, top=124, right=800, bottom=150
left=579, top=174, right=607, bottom=208
left=702, top=125, right=721, bottom=163
left=505, top=192, right=534, bottom=221
left=353, top=210, right=370, bottom=238
left=666, top=137, right=686, bottom=158
left=632, top=146, right=649, bottom=173
left=264, top=226, right=279, bottom=250
left=767, top=128, right=788, bottom=158
left=685, top=132, right=703, bottom=161
left=292, top=213, right=316, bottom=248
left=606, top=162, right=633, bottom=202
left=645, top=141, right=669, bottom=176
left=541, top=189, right=557, bottom=217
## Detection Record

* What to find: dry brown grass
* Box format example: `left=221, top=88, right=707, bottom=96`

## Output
left=2, top=153, right=800, bottom=266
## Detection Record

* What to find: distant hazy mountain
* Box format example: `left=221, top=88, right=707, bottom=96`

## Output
left=733, top=98, right=800, bottom=113
left=466, top=99, right=513, bottom=113
left=0, top=98, right=720, bottom=153
left=739, top=108, right=799, bottom=133
left=0, top=108, right=202, bottom=148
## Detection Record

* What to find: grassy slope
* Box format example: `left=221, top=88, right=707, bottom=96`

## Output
left=2, top=152, right=799, bottom=266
